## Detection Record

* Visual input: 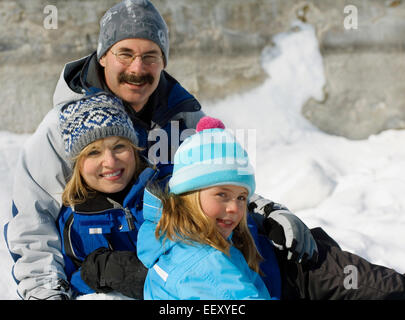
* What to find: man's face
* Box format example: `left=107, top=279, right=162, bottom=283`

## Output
left=99, top=38, right=164, bottom=112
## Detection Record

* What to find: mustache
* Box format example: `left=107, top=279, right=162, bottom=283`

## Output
left=118, top=72, right=154, bottom=85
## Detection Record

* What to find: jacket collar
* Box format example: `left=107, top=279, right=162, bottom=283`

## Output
left=74, top=166, right=158, bottom=213
left=142, top=187, right=164, bottom=223
left=138, top=188, right=178, bottom=268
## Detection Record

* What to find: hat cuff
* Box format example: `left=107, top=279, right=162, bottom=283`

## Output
left=97, top=38, right=168, bottom=67
left=169, top=168, right=256, bottom=198
left=70, top=125, right=138, bottom=159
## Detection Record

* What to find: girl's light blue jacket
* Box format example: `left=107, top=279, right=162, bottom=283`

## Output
left=137, top=189, right=279, bottom=300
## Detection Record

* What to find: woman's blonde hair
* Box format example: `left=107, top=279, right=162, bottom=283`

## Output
left=155, top=189, right=263, bottom=274
left=62, top=137, right=145, bottom=207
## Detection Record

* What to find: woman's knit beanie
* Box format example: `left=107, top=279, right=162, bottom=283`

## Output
left=59, top=94, right=138, bottom=160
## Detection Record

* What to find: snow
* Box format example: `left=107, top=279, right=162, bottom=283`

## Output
left=1, top=21, right=404, bottom=300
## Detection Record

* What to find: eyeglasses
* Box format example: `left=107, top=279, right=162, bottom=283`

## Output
left=110, top=50, right=162, bottom=66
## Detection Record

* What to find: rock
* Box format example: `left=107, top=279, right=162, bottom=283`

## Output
left=302, top=0, right=405, bottom=139
left=1, top=0, right=405, bottom=139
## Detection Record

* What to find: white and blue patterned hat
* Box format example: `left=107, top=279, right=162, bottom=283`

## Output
left=169, top=116, right=256, bottom=198
left=59, top=94, right=138, bottom=160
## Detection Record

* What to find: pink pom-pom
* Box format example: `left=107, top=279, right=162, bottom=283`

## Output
left=196, top=116, right=225, bottom=132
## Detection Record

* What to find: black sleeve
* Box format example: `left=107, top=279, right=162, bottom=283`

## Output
left=277, top=227, right=405, bottom=300
left=81, top=247, right=148, bottom=299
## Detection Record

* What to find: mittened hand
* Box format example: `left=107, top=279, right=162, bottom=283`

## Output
left=103, top=250, right=148, bottom=299
left=262, top=203, right=319, bottom=265
left=81, top=247, right=114, bottom=293
left=81, top=247, right=147, bottom=299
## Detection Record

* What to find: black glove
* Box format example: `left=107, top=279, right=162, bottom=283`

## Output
left=81, top=247, right=148, bottom=299
left=250, top=201, right=318, bottom=265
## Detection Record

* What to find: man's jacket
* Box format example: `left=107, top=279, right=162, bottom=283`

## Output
left=4, top=51, right=204, bottom=300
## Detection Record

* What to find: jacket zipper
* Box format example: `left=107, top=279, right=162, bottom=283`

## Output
left=104, top=198, right=136, bottom=232
left=124, top=207, right=135, bottom=231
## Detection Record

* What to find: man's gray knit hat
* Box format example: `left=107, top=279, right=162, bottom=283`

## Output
left=97, top=0, right=169, bottom=66
left=59, top=94, right=139, bottom=160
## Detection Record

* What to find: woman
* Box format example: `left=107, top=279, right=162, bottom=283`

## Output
left=57, top=93, right=167, bottom=298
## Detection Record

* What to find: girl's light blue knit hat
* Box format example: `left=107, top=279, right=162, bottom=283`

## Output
left=169, top=116, right=256, bottom=198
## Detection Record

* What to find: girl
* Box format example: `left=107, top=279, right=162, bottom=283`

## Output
left=136, top=116, right=405, bottom=300
left=136, top=117, right=281, bottom=299
left=57, top=94, right=167, bottom=298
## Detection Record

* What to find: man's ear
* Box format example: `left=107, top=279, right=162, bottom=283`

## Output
left=99, top=54, right=107, bottom=68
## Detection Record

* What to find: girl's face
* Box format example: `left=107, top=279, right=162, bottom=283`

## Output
left=199, top=185, right=248, bottom=239
left=79, top=136, right=136, bottom=194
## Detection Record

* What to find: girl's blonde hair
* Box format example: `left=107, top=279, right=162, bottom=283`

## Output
left=62, top=138, right=145, bottom=207
left=155, top=189, right=263, bottom=274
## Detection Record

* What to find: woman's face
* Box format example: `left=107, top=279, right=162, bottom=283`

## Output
left=79, top=136, right=136, bottom=194
left=199, top=185, right=248, bottom=239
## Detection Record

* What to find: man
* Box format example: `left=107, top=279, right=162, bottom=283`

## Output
left=4, top=0, right=316, bottom=300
